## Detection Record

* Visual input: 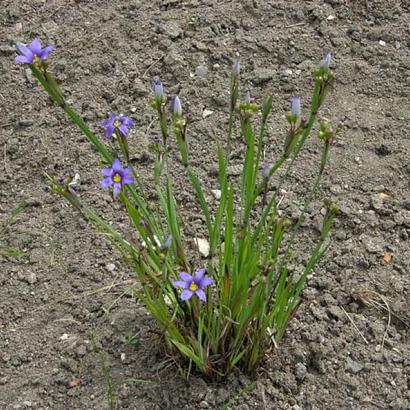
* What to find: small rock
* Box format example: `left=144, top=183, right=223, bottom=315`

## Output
left=18, top=118, right=34, bottom=127
left=227, top=165, right=241, bottom=176
left=295, top=363, right=307, bottom=381
left=327, top=305, right=345, bottom=321
left=216, top=388, right=230, bottom=404
left=211, top=189, right=221, bottom=200
left=60, top=333, right=70, bottom=341
left=202, top=109, right=213, bottom=118
left=361, top=235, right=384, bottom=254
left=346, top=357, right=363, bottom=374
left=106, top=263, right=116, bottom=272
left=75, top=344, right=87, bottom=358
left=379, top=40, right=386, bottom=46
left=195, top=64, right=208, bottom=78
left=389, top=398, right=409, bottom=409
left=133, top=78, right=149, bottom=97
left=163, top=21, right=182, bottom=39
left=194, top=238, right=210, bottom=258
left=326, top=15, right=335, bottom=20
left=251, top=68, right=274, bottom=85
left=19, top=271, right=37, bottom=285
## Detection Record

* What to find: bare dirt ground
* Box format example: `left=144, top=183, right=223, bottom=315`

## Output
left=1, top=0, right=409, bottom=409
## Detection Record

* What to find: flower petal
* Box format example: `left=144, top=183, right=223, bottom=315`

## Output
left=200, top=276, right=214, bottom=288
left=17, top=43, right=32, bottom=57
left=113, top=182, right=122, bottom=197
left=101, top=177, right=113, bottom=188
left=30, top=39, right=42, bottom=55
left=179, top=272, right=193, bottom=282
left=112, top=158, right=122, bottom=173
left=121, top=117, right=134, bottom=127
left=194, top=268, right=206, bottom=283
left=38, top=44, right=55, bottom=59
left=122, top=175, right=134, bottom=185
left=172, top=280, right=187, bottom=289
left=181, top=289, right=194, bottom=301
left=15, top=55, right=32, bottom=64
left=101, top=167, right=113, bottom=177
left=122, top=167, right=133, bottom=176
left=101, top=114, right=115, bottom=127
left=105, top=125, right=115, bottom=138
left=195, top=289, right=207, bottom=301
left=118, top=124, right=129, bottom=136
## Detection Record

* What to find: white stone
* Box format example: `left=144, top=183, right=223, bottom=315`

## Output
left=194, top=238, right=210, bottom=258
left=106, top=263, right=116, bottom=272
left=211, top=189, right=221, bottom=199
left=379, top=40, right=386, bottom=46
left=202, top=109, right=214, bottom=118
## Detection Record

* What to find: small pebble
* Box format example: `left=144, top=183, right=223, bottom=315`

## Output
left=211, top=189, right=221, bottom=200
left=194, top=238, right=210, bottom=258
left=106, top=263, right=116, bottom=272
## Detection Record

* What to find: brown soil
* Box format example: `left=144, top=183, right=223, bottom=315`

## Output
left=1, top=0, right=409, bottom=409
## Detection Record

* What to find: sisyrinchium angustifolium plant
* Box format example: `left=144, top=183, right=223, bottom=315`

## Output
left=15, top=39, right=339, bottom=378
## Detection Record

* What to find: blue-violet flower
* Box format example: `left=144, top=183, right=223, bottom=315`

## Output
left=172, top=268, right=213, bottom=301
left=101, top=158, right=134, bottom=197
left=15, top=39, right=55, bottom=65
left=101, top=114, right=134, bottom=138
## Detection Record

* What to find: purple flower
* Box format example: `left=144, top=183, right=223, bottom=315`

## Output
left=170, top=96, right=182, bottom=116
left=321, top=53, right=331, bottom=69
left=100, top=114, right=134, bottom=138
left=291, top=96, right=301, bottom=117
left=232, top=59, right=240, bottom=76
left=172, top=268, right=214, bottom=301
left=153, top=79, right=164, bottom=99
left=15, top=39, right=55, bottom=64
left=101, top=158, right=134, bottom=197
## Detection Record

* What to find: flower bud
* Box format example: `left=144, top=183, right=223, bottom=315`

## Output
left=321, top=53, right=331, bottom=69
left=160, top=234, right=173, bottom=251
left=290, top=96, right=301, bottom=117
left=153, top=79, right=164, bottom=99
left=232, top=59, right=240, bottom=76
left=263, top=161, right=270, bottom=179
left=171, top=95, right=182, bottom=116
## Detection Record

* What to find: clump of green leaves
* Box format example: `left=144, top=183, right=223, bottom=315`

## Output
left=17, top=42, right=339, bottom=378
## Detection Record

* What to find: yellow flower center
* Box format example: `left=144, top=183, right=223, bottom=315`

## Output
left=114, top=119, right=121, bottom=128
left=113, top=173, right=121, bottom=183
left=189, top=282, right=198, bottom=292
